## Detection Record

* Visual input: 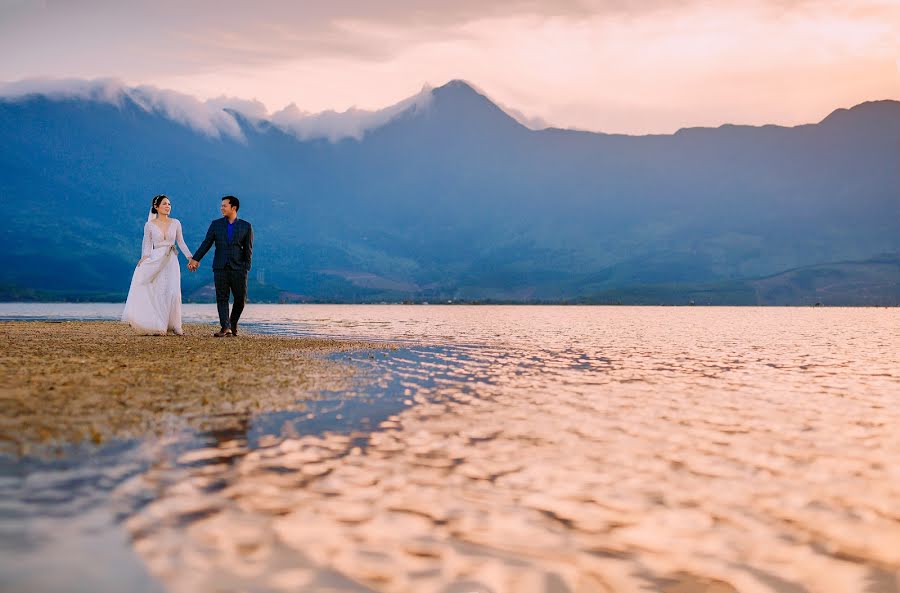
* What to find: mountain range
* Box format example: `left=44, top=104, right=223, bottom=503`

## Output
left=1, top=80, right=898, bottom=304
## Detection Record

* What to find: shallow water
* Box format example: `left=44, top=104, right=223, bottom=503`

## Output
left=2, top=304, right=899, bottom=593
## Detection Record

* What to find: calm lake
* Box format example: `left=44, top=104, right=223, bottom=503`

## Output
left=2, top=304, right=899, bottom=593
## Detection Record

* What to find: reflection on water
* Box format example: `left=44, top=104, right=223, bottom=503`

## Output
left=2, top=305, right=900, bottom=593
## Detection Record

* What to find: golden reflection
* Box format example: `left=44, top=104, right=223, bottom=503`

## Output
left=113, top=308, right=900, bottom=593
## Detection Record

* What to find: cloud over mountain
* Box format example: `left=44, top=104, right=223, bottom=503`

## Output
left=0, top=77, right=443, bottom=142
left=0, top=77, right=501, bottom=141
left=0, top=78, right=248, bottom=140
left=270, top=85, right=434, bottom=141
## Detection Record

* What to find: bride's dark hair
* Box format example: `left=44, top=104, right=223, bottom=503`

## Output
left=150, top=194, right=168, bottom=214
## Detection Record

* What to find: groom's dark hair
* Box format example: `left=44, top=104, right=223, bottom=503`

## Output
left=222, top=195, right=240, bottom=211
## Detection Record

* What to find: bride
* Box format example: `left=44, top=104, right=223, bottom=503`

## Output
left=122, top=195, right=193, bottom=335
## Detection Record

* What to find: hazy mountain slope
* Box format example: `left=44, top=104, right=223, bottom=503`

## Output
left=1, top=82, right=898, bottom=302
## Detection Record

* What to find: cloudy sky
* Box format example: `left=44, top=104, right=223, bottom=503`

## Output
left=1, top=0, right=898, bottom=134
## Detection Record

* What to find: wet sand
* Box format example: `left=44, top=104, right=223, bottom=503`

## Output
left=0, top=321, right=373, bottom=455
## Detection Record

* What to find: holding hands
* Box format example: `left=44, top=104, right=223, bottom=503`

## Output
left=187, top=258, right=199, bottom=272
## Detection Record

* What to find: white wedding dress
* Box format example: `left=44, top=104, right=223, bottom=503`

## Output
left=122, top=218, right=193, bottom=335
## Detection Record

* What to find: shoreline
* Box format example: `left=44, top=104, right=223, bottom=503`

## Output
left=2, top=301, right=898, bottom=308
left=0, top=321, right=380, bottom=456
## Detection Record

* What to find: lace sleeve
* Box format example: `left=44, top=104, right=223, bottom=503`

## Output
left=174, top=220, right=192, bottom=259
left=141, top=223, right=152, bottom=258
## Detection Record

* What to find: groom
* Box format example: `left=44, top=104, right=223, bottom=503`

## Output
left=189, top=196, right=254, bottom=337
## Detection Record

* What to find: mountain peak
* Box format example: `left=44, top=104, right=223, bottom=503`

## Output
left=431, top=79, right=494, bottom=105
left=435, top=79, right=480, bottom=93
left=425, top=79, right=527, bottom=132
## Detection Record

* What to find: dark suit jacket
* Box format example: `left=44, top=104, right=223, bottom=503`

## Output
left=192, top=217, right=253, bottom=272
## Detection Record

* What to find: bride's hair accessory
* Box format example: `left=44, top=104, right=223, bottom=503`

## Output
left=151, top=194, right=168, bottom=214
left=148, top=194, right=168, bottom=221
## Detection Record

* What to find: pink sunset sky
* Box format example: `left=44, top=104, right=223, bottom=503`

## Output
left=1, top=0, right=898, bottom=134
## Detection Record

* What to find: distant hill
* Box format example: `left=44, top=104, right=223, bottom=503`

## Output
left=575, top=255, right=900, bottom=306
left=1, top=80, right=898, bottom=304
left=747, top=255, right=900, bottom=306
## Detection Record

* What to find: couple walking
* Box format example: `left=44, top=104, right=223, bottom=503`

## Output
left=121, top=195, right=253, bottom=337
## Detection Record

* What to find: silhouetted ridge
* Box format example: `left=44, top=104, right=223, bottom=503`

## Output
left=818, top=99, right=900, bottom=126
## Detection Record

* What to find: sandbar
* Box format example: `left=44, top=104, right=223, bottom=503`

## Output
left=0, top=321, right=374, bottom=455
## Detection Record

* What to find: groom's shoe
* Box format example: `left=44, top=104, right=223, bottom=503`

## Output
left=214, top=328, right=232, bottom=337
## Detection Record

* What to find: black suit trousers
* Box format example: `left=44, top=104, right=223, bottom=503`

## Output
left=214, top=267, right=248, bottom=332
